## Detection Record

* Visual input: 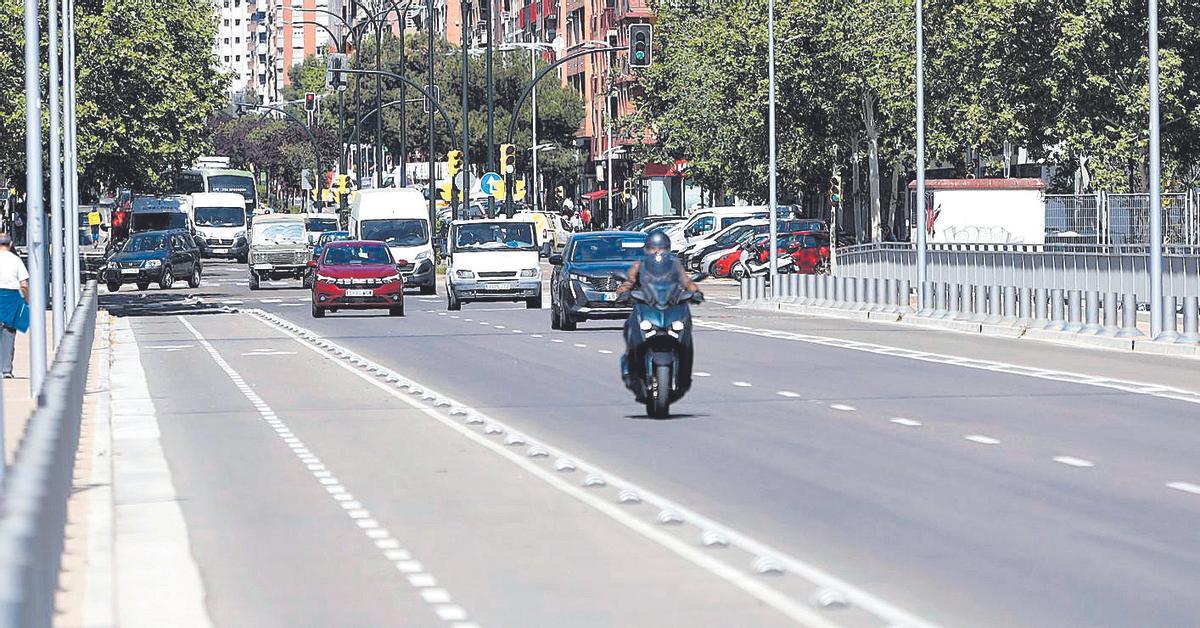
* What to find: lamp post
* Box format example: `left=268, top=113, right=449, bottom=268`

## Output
left=914, top=0, right=928, bottom=312
left=23, top=0, right=47, bottom=395
left=460, top=0, right=471, bottom=217
left=49, top=0, right=64, bottom=347
left=499, top=42, right=555, bottom=213
left=766, top=0, right=778, bottom=282
left=1148, top=0, right=1164, bottom=338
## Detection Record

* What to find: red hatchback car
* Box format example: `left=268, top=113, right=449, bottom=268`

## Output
left=310, top=240, right=405, bottom=318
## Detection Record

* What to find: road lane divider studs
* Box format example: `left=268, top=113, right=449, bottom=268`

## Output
left=752, top=556, right=786, bottom=576
left=617, top=489, right=641, bottom=504
left=449, top=406, right=468, bottom=416
left=657, top=509, right=684, bottom=525
left=812, top=588, right=849, bottom=610
left=526, top=445, right=550, bottom=458
left=964, top=435, right=1000, bottom=445
left=243, top=308, right=942, bottom=628
left=178, top=316, right=478, bottom=627
left=503, top=433, right=526, bottom=446
left=694, top=371, right=711, bottom=377
left=776, top=391, right=801, bottom=398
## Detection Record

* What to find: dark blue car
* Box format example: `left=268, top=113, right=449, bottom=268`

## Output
left=548, top=231, right=647, bottom=331
left=102, top=229, right=202, bottom=291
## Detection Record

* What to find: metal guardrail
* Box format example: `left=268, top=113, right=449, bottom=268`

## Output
left=0, top=281, right=98, bottom=627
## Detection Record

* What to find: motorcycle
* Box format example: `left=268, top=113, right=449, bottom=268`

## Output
left=617, top=255, right=705, bottom=418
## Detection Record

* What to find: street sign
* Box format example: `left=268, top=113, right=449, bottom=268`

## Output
left=301, top=169, right=313, bottom=191
left=452, top=171, right=466, bottom=191
left=479, top=172, right=502, bottom=196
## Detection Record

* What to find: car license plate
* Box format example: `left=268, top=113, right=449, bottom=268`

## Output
left=120, top=268, right=138, bottom=275
left=212, top=247, right=228, bottom=254
left=483, top=283, right=512, bottom=291
left=598, top=292, right=616, bottom=302
left=345, top=288, right=373, bottom=297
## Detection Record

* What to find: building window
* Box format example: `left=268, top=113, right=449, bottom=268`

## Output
left=223, top=37, right=230, bottom=43
left=235, top=37, right=241, bottom=42
left=235, top=19, right=241, bottom=25
left=224, top=55, right=231, bottom=61
left=223, top=18, right=229, bottom=25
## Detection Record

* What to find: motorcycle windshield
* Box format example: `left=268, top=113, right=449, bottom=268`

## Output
left=638, top=253, right=685, bottom=309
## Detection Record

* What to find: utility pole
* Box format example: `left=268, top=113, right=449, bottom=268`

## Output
left=1148, top=0, right=1164, bottom=338
left=915, top=0, right=928, bottom=312
left=66, top=0, right=80, bottom=307
left=399, top=5, right=408, bottom=188
left=485, top=0, right=495, bottom=217
left=23, top=0, right=47, bottom=394
left=374, top=13, right=384, bottom=187
left=766, top=0, right=778, bottom=282
left=460, top=0, right=471, bottom=213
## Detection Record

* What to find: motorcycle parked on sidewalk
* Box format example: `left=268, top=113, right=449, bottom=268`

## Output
left=617, top=257, right=705, bottom=418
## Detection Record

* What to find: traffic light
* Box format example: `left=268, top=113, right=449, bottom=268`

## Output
left=326, top=53, right=348, bottom=91
left=622, top=179, right=633, bottom=198
left=829, top=175, right=842, bottom=206
left=500, top=144, right=516, bottom=174
left=447, top=150, right=463, bottom=177
left=304, top=92, right=316, bottom=112
left=629, top=24, right=652, bottom=68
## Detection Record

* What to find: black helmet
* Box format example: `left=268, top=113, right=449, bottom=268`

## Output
left=645, top=229, right=671, bottom=253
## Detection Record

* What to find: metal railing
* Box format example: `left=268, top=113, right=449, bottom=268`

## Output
left=741, top=243, right=1200, bottom=343
left=0, top=282, right=98, bottom=627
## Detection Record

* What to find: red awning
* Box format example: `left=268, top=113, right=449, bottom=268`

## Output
left=581, top=189, right=608, bottom=201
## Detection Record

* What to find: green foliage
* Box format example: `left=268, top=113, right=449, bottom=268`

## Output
left=0, top=0, right=229, bottom=194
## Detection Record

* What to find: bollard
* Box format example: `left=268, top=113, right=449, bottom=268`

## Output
left=787, top=273, right=801, bottom=304
left=1064, top=290, right=1084, bottom=333
left=1114, top=293, right=1142, bottom=338
left=1157, top=296, right=1180, bottom=342
left=897, top=280, right=913, bottom=315
left=838, top=276, right=851, bottom=309
left=954, top=284, right=972, bottom=321
left=1099, top=292, right=1120, bottom=336
left=1002, top=286, right=1017, bottom=323
left=815, top=275, right=828, bottom=307
left=1046, top=289, right=1067, bottom=331
left=739, top=278, right=749, bottom=303
left=1178, top=296, right=1200, bottom=344
left=985, top=285, right=1004, bottom=324
left=1017, top=287, right=1033, bottom=326
left=969, top=284, right=988, bottom=322
left=803, top=274, right=815, bottom=306
left=1032, top=288, right=1050, bottom=329
left=863, top=278, right=876, bottom=312
left=1081, top=291, right=1103, bottom=334
left=931, top=282, right=947, bottom=318
left=882, top=279, right=897, bottom=314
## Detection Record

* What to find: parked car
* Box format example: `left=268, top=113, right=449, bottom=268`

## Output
left=444, top=217, right=542, bottom=310
left=309, top=240, right=405, bottom=318
left=304, top=230, right=351, bottom=288
left=247, top=213, right=309, bottom=290
left=549, top=231, right=647, bottom=331
left=102, top=229, right=202, bottom=291
left=620, top=215, right=684, bottom=232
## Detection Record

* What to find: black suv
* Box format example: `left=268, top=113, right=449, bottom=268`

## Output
left=549, top=231, right=647, bottom=331
left=103, top=229, right=202, bottom=291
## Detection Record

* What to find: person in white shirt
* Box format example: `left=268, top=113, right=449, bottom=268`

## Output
left=0, top=233, right=30, bottom=378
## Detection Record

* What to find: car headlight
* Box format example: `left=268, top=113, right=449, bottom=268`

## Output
left=316, top=274, right=335, bottom=283
left=568, top=273, right=588, bottom=282
left=142, top=259, right=161, bottom=268
left=520, top=268, right=538, bottom=278
left=415, top=250, right=431, bottom=261
left=234, top=231, right=246, bottom=239
left=639, top=320, right=653, bottom=331
left=455, top=269, right=474, bottom=279
left=382, top=274, right=401, bottom=283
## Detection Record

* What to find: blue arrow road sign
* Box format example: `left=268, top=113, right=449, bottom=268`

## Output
left=479, top=172, right=503, bottom=196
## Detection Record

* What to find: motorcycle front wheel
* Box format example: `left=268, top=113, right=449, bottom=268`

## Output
left=645, top=363, right=672, bottom=419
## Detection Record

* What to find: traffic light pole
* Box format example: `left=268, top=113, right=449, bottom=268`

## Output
left=767, top=0, right=778, bottom=282
left=485, top=0, right=496, bottom=218
left=460, top=0, right=471, bottom=218
left=427, top=0, right=437, bottom=231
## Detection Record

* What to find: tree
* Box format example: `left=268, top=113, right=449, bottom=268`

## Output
left=0, top=0, right=229, bottom=195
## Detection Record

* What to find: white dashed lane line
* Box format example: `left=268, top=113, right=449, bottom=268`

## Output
left=1052, top=456, right=1095, bottom=468
left=829, top=404, right=856, bottom=412
left=178, top=317, right=477, bottom=627
left=776, top=391, right=801, bottom=398
left=597, top=349, right=613, bottom=355
left=964, top=435, right=1001, bottom=446
left=1167, top=482, right=1200, bottom=495
left=694, top=371, right=711, bottom=377
left=889, top=418, right=922, bottom=427
left=573, top=343, right=588, bottom=348
left=731, top=381, right=752, bottom=388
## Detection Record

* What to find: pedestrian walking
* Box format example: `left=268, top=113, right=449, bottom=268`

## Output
left=87, top=206, right=102, bottom=245
left=570, top=211, right=583, bottom=232
left=580, top=206, right=592, bottom=231
left=11, top=207, right=23, bottom=247
left=0, top=233, right=30, bottom=379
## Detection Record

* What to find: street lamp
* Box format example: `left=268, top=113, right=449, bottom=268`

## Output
left=499, top=42, right=555, bottom=212
left=767, top=0, right=778, bottom=282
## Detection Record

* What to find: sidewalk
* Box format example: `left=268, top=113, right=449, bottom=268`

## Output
left=3, top=312, right=54, bottom=466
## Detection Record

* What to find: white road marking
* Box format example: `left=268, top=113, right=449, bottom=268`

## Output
left=707, top=299, right=732, bottom=306
left=732, top=381, right=752, bottom=387
left=889, top=418, right=922, bottom=427
left=1166, top=481, right=1200, bottom=495
left=964, top=435, right=1000, bottom=445
left=479, top=322, right=490, bottom=326
left=830, top=404, right=856, bottom=412
left=512, top=329, right=523, bottom=333
left=775, top=391, right=801, bottom=398
left=530, top=334, right=542, bottom=338
left=240, top=349, right=297, bottom=356
left=598, top=349, right=613, bottom=354
left=259, top=298, right=282, bottom=303
left=147, top=344, right=193, bottom=350
left=574, top=343, right=588, bottom=348
left=494, top=324, right=505, bottom=329
left=179, top=317, right=477, bottom=627
left=694, top=371, right=711, bottom=377
left=551, top=339, right=564, bottom=343
left=251, top=310, right=935, bottom=628
left=1052, top=456, right=1095, bottom=468
left=221, top=300, right=244, bottom=305
left=697, top=319, right=1200, bottom=407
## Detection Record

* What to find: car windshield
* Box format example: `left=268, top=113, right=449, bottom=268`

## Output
left=132, top=211, right=188, bottom=232
left=123, top=233, right=168, bottom=253
left=194, top=206, right=245, bottom=227
left=306, top=217, right=339, bottom=232
left=716, top=225, right=756, bottom=245
left=570, top=235, right=647, bottom=262
left=453, top=222, right=537, bottom=251
left=322, top=245, right=393, bottom=265
left=208, top=175, right=256, bottom=206
left=252, top=222, right=305, bottom=244
left=318, top=232, right=350, bottom=246
left=360, top=219, right=428, bottom=247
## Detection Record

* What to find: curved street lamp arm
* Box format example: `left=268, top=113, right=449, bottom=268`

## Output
left=504, top=46, right=620, bottom=146
left=289, top=20, right=344, bottom=53
left=236, top=102, right=324, bottom=197
left=339, top=68, right=457, bottom=136
left=291, top=6, right=351, bottom=31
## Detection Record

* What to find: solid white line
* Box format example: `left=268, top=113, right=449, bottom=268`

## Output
left=1052, top=456, right=1095, bottom=468
left=110, top=319, right=213, bottom=627
left=889, top=418, right=922, bottom=427
left=179, top=317, right=476, bottom=626
left=1166, top=481, right=1200, bottom=495
left=251, top=311, right=935, bottom=628
left=830, top=404, right=856, bottom=412
left=964, top=435, right=1000, bottom=445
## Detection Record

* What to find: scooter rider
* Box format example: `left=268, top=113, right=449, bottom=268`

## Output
left=616, top=230, right=700, bottom=390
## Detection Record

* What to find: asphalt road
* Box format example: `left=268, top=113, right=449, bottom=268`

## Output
left=103, top=258, right=1200, bottom=627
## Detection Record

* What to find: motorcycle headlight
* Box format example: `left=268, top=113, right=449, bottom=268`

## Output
left=671, top=320, right=685, bottom=332
left=455, top=269, right=475, bottom=279
left=415, top=250, right=431, bottom=261
left=520, top=268, right=538, bottom=278
left=142, top=259, right=161, bottom=268
left=639, top=320, right=653, bottom=331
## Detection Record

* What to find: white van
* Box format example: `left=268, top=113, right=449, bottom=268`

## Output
left=349, top=188, right=435, bottom=294
left=444, top=217, right=542, bottom=310
left=666, top=205, right=770, bottom=251
left=189, top=192, right=248, bottom=261
left=303, top=211, right=341, bottom=244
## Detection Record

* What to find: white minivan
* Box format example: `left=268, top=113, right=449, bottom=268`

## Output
left=188, top=192, right=248, bottom=261
left=666, top=206, right=770, bottom=251
left=444, top=217, right=542, bottom=310
left=349, top=188, right=435, bottom=294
